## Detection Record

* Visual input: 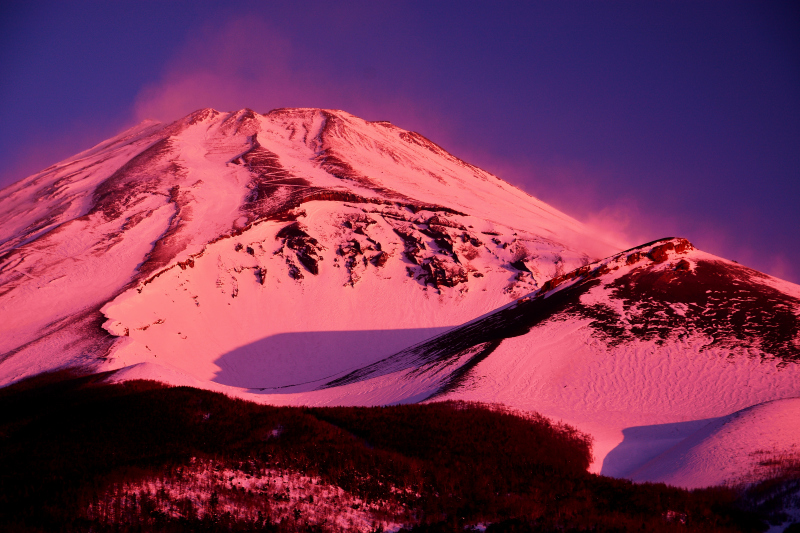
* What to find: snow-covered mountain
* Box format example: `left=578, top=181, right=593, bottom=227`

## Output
left=0, top=107, right=612, bottom=385
left=1, top=108, right=798, bottom=491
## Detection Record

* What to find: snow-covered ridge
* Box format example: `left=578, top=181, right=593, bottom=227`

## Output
left=100, top=235, right=800, bottom=489
left=288, top=236, right=797, bottom=399
left=98, top=197, right=589, bottom=392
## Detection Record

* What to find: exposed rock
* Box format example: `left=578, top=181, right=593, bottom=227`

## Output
left=576, top=258, right=800, bottom=359
left=626, top=252, right=644, bottom=265
left=230, top=277, right=239, bottom=298
left=649, top=244, right=672, bottom=263
left=371, top=251, right=389, bottom=268
left=510, top=259, right=531, bottom=273
left=343, top=214, right=376, bottom=235
left=459, top=245, right=480, bottom=261
left=421, top=224, right=458, bottom=259
left=340, top=240, right=362, bottom=255
left=177, top=257, right=195, bottom=270
left=421, top=257, right=468, bottom=288
left=393, top=227, right=427, bottom=265
left=255, top=267, right=267, bottom=285
left=427, top=215, right=466, bottom=230
left=276, top=222, right=322, bottom=275
left=648, top=239, right=693, bottom=263
left=459, top=232, right=483, bottom=247
left=435, top=238, right=455, bottom=255
left=286, top=260, right=303, bottom=280
left=297, top=254, right=319, bottom=275
left=674, top=238, right=693, bottom=253
left=338, top=239, right=367, bottom=286
left=393, top=227, right=424, bottom=248
left=276, top=222, right=310, bottom=241
left=538, top=264, right=593, bottom=293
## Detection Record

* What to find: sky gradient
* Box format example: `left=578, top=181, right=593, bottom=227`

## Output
left=1, top=1, right=798, bottom=282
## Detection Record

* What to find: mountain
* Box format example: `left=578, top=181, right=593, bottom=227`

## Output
left=0, top=107, right=613, bottom=387
left=1, top=107, right=798, bottom=495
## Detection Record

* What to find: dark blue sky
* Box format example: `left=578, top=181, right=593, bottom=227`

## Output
left=1, top=1, right=798, bottom=282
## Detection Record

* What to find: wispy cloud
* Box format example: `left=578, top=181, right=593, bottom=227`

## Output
left=468, top=154, right=680, bottom=253
left=132, top=16, right=441, bottom=135
left=460, top=152, right=800, bottom=283
left=134, top=17, right=299, bottom=122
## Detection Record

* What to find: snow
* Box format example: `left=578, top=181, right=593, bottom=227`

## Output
left=0, top=200, right=174, bottom=354
left=628, top=397, right=800, bottom=489
left=437, top=322, right=799, bottom=478
left=103, top=241, right=800, bottom=490
left=99, top=199, right=582, bottom=390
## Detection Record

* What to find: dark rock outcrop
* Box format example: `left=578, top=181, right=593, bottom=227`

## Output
left=421, top=257, right=468, bottom=288
left=276, top=222, right=322, bottom=276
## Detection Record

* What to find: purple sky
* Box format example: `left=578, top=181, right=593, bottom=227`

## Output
left=1, top=1, right=798, bottom=282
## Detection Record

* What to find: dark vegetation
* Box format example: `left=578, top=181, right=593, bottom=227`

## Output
left=0, top=371, right=770, bottom=532
left=737, top=455, right=800, bottom=531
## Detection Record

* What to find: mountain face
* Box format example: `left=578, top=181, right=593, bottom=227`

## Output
left=1, top=108, right=799, bottom=491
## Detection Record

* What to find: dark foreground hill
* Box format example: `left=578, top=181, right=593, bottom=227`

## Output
left=0, top=371, right=780, bottom=532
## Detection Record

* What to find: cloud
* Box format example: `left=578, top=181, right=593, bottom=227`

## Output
left=134, top=17, right=298, bottom=122
left=764, top=254, right=794, bottom=283
left=689, top=225, right=799, bottom=283
left=466, top=153, right=682, bottom=254
left=134, top=16, right=663, bottom=259
left=464, top=151, right=800, bottom=284
left=132, top=15, right=445, bottom=139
